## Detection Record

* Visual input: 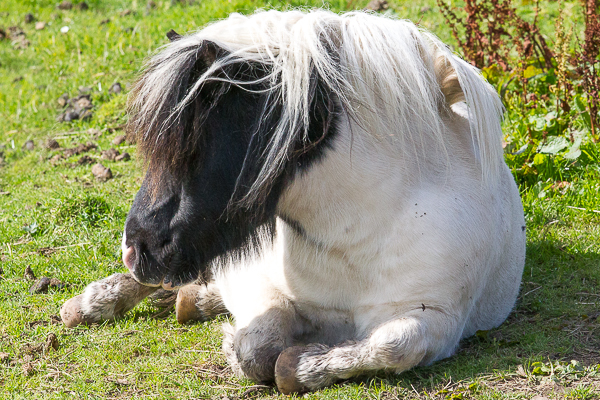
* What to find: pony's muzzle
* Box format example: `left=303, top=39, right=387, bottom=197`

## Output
left=121, top=232, right=183, bottom=290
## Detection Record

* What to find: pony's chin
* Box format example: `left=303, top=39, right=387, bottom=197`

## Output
left=160, top=278, right=184, bottom=291
left=130, top=273, right=187, bottom=290
left=128, top=263, right=194, bottom=290
left=128, top=269, right=164, bottom=288
left=128, top=275, right=184, bottom=291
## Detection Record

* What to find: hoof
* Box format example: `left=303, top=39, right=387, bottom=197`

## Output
left=275, top=346, right=308, bottom=395
left=60, top=295, right=96, bottom=328
left=175, top=284, right=204, bottom=325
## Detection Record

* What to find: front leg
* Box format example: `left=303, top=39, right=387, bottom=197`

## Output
left=222, top=301, right=299, bottom=383
left=60, top=273, right=159, bottom=327
left=275, top=310, right=462, bottom=393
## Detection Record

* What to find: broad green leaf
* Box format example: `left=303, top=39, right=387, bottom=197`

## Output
left=539, top=137, right=568, bottom=154
left=565, top=135, right=583, bottom=160
left=564, top=147, right=582, bottom=160
left=529, top=115, right=547, bottom=131
left=545, top=111, right=557, bottom=122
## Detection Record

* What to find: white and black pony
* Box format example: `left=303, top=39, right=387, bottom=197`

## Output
left=60, top=10, right=526, bottom=393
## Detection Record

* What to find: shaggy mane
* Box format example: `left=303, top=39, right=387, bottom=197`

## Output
left=127, top=9, right=504, bottom=207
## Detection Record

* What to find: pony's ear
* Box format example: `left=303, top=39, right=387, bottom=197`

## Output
left=164, top=30, right=222, bottom=65
left=198, top=40, right=221, bottom=66
left=435, top=56, right=465, bottom=106
left=166, top=29, right=182, bottom=42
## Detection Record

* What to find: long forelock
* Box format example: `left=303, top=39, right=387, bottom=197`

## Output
left=127, top=9, right=504, bottom=208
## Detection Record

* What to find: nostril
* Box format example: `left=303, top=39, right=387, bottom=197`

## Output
left=122, top=245, right=136, bottom=270
left=121, top=230, right=137, bottom=271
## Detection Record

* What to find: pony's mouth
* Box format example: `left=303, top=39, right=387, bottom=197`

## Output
left=121, top=233, right=184, bottom=290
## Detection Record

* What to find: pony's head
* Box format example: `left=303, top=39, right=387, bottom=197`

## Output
left=121, top=10, right=503, bottom=288
left=121, top=13, right=338, bottom=288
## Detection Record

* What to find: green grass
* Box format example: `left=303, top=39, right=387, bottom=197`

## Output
left=1, top=0, right=599, bottom=398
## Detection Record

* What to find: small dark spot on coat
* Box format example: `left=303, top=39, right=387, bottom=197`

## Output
left=521, top=226, right=526, bottom=232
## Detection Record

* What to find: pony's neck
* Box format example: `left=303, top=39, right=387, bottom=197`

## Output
left=276, top=108, right=479, bottom=251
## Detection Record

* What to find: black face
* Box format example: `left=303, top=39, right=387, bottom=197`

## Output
left=123, top=41, right=337, bottom=288
left=124, top=84, right=282, bottom=287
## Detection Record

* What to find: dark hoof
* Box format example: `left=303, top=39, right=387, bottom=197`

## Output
left=275, top=346, right=308, bottom=395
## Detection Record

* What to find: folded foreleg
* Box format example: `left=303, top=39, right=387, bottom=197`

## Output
left=222, top=301, right=299, bottom=383
left=60, top=273, right=159, bottom=327
left=275, top=312, right=461, bottom=394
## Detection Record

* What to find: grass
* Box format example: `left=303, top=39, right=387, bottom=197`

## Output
left=0, top=0, right=599, bottom=398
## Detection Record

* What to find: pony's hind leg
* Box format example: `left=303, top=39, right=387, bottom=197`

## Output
left=60, top=273, right=159, bottom=328
left=274, top=312, right=461, bottom=394
left=175, top=282, right=229, bottom=324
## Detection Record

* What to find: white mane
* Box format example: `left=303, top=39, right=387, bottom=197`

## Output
left=131, top=9, right=504, bottom=204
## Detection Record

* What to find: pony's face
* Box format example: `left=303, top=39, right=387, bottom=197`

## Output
left=122, top=82, right=282, bottom=288
left=121, top=40, right=336, bottom=288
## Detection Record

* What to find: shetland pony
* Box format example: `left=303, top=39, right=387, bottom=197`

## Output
left=61, top=10, right=526, bottom=393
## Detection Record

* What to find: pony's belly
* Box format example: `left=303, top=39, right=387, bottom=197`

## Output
left=280, top=251, right=455, bottom=317
left=279, top=225, right=475, bottom=312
